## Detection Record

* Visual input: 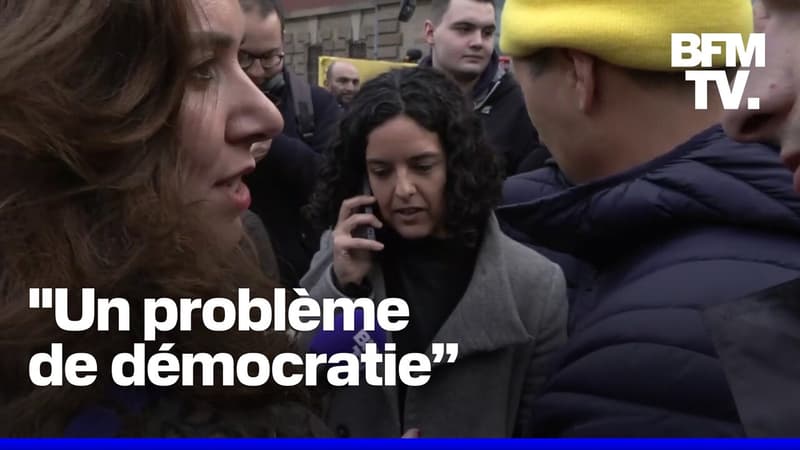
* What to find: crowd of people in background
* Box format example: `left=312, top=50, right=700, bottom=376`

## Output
left=1, top=0, right=798, bottom=438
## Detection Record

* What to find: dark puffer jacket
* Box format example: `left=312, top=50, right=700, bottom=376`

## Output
left=498, top=125, right=800, bottom=436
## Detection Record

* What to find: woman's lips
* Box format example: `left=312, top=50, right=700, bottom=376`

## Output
left=394, top=207, right=424, bottom=217
left=216, top=177, right=251, bottom=211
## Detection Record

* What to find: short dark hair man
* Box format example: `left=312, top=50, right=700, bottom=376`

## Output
left=420, top=0, right=549, bottom=175
left=324, top=61, right=360, bottom=109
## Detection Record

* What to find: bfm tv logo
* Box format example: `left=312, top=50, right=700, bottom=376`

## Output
left=671, top=33, right=766, bottom=111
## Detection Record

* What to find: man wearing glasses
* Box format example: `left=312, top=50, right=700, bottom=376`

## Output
left=239, top=0, right=339, bottom=152
left=239, top=0, right=340, bottom=288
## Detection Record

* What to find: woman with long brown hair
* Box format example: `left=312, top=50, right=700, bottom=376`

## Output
left=0, top=0, right=326, bottom=437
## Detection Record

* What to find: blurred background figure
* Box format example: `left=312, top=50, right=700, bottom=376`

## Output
left=404, top=48, right=423, bottom=63
left=324, top=60, right=361, bottom=109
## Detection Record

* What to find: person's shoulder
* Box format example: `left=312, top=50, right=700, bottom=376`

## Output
left=488, top=215, right=562, bottom=283
left=309, top=83, right=332, bottom=98
left=488, top=218, right=567, bottom=330
left=501, top=166, right=564, bottom=206
left=482, top=70, right=531, bottom=121
left=498, top=68, right=520, bottom=87
left=650, top=225, right=800, bottom=270
left=285, top=70, right=335, bottom=108
left=492, top=70, right=525, bottom=100
left=500, top=232, right=561, bottom=279
left=310, top=83, right=337, bottom=106
left=681, top=124, right=780, bottom=163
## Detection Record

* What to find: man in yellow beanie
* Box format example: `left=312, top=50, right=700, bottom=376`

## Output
left=496, top=0, right=800, bottom=436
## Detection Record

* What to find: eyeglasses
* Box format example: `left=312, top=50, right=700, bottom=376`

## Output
left=238, top=51, right=285, bottom=70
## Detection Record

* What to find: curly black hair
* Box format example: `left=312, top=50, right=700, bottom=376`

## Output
left=305, top=66, right=502, bottom=247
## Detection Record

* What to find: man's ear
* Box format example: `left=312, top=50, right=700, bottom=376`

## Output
left=423, top=20, right=436, bottom=46
left=566, top=50, right=596, bottom=113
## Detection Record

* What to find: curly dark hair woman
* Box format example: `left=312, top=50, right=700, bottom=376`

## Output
left=306, top=66, right=502, bottom=247
left=299, top=66, right=568, bottom=437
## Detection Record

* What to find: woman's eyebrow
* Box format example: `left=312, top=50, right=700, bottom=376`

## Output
left=190, top=30, right=237, bottom=51
left=409, top=151, right=441, bottom=161
left=366, top=152, right=441, bottom=164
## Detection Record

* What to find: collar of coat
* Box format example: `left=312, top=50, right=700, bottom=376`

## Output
left=418, top=51, right=506, bottom=112
left=375, top=213, right=531, bottom=367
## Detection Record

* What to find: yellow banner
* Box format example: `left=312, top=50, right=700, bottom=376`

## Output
left=318, top=56, right=417, bottom=87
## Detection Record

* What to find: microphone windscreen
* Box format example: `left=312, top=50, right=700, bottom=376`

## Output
left=308, top=308, right=386, bottom=356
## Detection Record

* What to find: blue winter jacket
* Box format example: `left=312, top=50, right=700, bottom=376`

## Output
left=497, top=125, right=800, bottom=436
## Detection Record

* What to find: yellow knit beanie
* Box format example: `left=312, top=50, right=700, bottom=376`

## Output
left=500, top=0, right=754, bottom=71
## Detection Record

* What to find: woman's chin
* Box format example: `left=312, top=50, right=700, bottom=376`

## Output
left=210, top=214, right=245, bottom=250
left=393, top=224, right=433, bottom=240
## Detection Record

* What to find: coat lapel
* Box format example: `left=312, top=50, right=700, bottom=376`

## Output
left=423, top=214, right=532, bottom=368
left=371, top=214, right=532, bottom=423
left=371, top=269, right=402, bottom=426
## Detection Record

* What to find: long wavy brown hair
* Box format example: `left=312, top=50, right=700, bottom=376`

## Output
left=0, top=0, right=298, bottom=436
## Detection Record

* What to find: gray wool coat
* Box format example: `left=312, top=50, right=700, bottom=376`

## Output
left=299, top=213, right=567, bottom=437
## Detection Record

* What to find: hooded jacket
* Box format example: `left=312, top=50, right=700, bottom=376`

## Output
left=498, top=125, right=800, bottom=436
left=420, top=52, right=549, bottom=175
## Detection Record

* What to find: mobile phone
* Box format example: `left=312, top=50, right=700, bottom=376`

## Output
left=352, top=177, right=376, bottom=241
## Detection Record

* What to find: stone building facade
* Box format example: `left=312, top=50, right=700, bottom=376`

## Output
left=283, top=0, right=508, bottom=84
left=283, top=0, right=435, bottom=83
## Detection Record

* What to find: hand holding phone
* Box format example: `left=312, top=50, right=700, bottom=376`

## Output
left=352, top=178, right=376, bottom=241
left=332, top=186, right=384, bottom=286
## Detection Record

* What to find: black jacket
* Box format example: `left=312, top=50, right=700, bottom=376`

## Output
left=421, top=53, right=549, bottom=176
left=246, top=69, right=339, bottom=287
